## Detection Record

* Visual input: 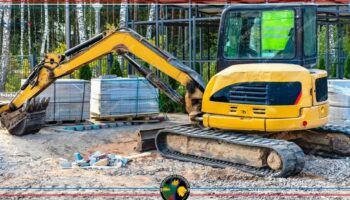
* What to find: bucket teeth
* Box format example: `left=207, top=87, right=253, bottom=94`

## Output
left=40, top=98, right=46, bottom=110
left=24, top=97, right=50, bottom=113
left=44, top=97, right=50, bottom=109
left=27, top=99, right=34, bottom=113
left=41, top=97, right=50, bottom=110
left=34, top=99, right=41, bottom=111
left=22, top=101, right=29, bottom=112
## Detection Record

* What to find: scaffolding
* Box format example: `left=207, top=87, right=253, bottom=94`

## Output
left=318, top=5, right=350, bottom=78
left=122, top=3, right=350, bottom=80
left=124, top=4, right=222, bottom=83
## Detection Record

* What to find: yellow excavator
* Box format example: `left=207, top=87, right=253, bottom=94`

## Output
left=0, top=4, right=349, bottom=177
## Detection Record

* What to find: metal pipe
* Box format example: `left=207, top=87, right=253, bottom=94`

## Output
left=193, top=15, right=196, bottom=72
left=155, top=2, right=160, bottom=77
left=326, top=22, right=329, bottom=73
left=199, top=12, right=203, bottom=76
left=65, top=0, right=70, bottom=49
left=189, top=2, right=192, bottom=69
left=126, top=17, right=221, bottom=25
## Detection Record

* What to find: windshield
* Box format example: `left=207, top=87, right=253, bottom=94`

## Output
left=223, top=9, right=295, bottom=59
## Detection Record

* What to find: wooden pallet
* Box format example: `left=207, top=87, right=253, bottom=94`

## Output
left=64, top=119, right=162, bottom=131
left=90, top=112, right=159, bottom=122
left=46, top=119, right=87, bottom=125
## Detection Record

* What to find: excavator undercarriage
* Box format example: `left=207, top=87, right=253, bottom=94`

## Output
left=156, top=126, right=305, bottom=177
left=154, top=124, right=350, bottom=177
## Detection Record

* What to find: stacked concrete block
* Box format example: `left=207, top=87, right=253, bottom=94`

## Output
left=328, top=80, right=350, bottom=126
left=21, top=79, right=90, bottom=122
left=90, top=77, right=159, bottom=118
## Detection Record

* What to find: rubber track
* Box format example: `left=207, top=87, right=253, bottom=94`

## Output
left=312, top=124, right=350, bottom=137
left=311, top=124, right=350, bottom=158
left=156, top=125, right=305, bottom=177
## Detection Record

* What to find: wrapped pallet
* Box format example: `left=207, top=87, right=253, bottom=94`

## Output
left=21, top=79, right=90, bottom=122
left=328, top=80, right=350, bottom=126
left=90, top=77, right=159, bottom=118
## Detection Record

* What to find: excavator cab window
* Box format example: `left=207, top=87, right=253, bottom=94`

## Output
left=217, top=5, right=318, bottom=72
left=223, top=9, right=295, bottom=59
left=303, top=7, right=317, bottom=58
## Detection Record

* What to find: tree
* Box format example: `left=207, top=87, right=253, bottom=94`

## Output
left=318, top=57, right=325, bottom=70
left=0, top=6, right=2, bottom=25
left=40, top=1, right=49, bottom=56
left=329, top=25, right=336, bottom=63
left=110, top=57, right=122, bottom=76
left=0, top=2, right=12, bottom=91
left=117, top=0, right=128, bottom=68
left=146, top=3, right=155, bottom=39
left=119, top=0, right=128, bottom=28
left=331, top=63, right=337, bottom=78
left=0, top=4, right=4, bottom=54
left=79, top=66, right=92, bottom=80
left=76, top=0, right=87, bottom=43
left=20, top=1, right=25, bottom=63
left=0, top=5, right=4, bottom=50
left=76, top=0, right=91, bottom=80
left=27, top=0, right=32, bottom=54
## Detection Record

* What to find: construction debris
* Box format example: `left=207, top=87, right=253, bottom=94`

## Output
left=61, top=151, right=129, bottom=169
left=93, top=158, right=109, bottom=166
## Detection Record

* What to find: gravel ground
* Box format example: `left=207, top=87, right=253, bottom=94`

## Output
left=0, top=113, right=349, bottom=199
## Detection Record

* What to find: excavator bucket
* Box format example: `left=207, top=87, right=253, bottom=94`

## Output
left=0, top=97, right=49, bottom=136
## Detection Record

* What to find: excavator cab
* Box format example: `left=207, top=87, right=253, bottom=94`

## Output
left=201, top=4, right=327, bottom=132
left=217, top=4, right=317, bottom=72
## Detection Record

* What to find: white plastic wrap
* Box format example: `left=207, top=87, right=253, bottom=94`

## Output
left=328, top=80, right=350, bottom=126
left=21, top=79, right=90, bottom=121
left=328, top=80, right=350, bottom=107
left=90, top=77, right=159, bottom=117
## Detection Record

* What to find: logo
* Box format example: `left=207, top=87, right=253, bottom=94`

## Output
left=160, top=175, right=190, bottom=200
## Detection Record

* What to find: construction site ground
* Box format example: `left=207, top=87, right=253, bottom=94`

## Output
left=0, top=113, right=349, bottom=199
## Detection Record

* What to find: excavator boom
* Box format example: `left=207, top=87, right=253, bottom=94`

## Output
left=0, top=28, right=205, bottom=136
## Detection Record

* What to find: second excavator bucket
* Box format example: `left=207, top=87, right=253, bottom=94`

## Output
left=0, top=97, right=49, bottom=136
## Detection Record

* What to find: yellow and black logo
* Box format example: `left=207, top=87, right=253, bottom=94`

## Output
left=160, top=175, right=190, bottom=200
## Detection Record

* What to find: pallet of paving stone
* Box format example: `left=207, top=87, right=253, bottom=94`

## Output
left=90, top=77, right=159, bottom=119
left=329, top=80, right=350, bottom=107
left=328, top=80, right=350, bottom=126
left=21, top=79, right=90, bottom=122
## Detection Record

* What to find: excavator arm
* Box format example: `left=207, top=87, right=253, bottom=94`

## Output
left=0, top=28, right=205, bottom=136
